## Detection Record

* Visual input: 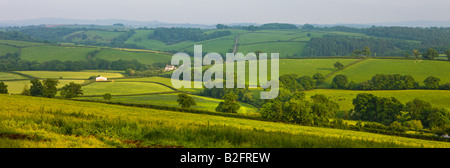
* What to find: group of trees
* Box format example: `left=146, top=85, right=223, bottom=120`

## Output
left=279, top=73, right=323, bottom=92
left=331, top=74, right=450, bottom=90
left=351, top=93, right=450, bottom=134
left=150, top=28, right=231, bottom=44
left=260, top=91, right=339, bottom=126
left=177, top=91, right=241, bottom=113
left=0, top=81, right=8, bottom=94
left=21, top=79, right=83, bottom=98
left=216, top=23, right=298, bottom=31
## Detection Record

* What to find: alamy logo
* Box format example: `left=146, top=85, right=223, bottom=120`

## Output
left=171, top=45, right=279, bottom=99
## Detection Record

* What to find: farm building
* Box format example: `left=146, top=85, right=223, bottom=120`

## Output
left=96, top=76, right=108, bottom=82
left=164, top=64, right=177, bottom=72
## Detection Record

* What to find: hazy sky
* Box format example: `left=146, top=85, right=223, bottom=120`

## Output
left=1, top=0, right=449, bottom=24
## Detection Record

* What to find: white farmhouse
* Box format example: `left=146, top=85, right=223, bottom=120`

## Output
left=96, top=76, right=108, bottom=82
left=164, top=64, right=177, bottom=72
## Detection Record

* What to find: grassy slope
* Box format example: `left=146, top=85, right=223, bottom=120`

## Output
left=2, top=94, right=450, bottom=148
left=81, top=82, right=174, bottom=96
left=326, top=59, right=450, bottom=85
left=95, top=49, right=172, bottom=65
left=80, top=93, right=257, bottom=114
left=0, top=40, right=45, bottom=47
left=0, top=72, right=28, bottom=80
left=0, top=44, right=18, bottom=55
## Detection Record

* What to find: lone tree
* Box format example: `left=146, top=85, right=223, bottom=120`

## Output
left=216, top=92, right=240, bottom=113
left=413, top=49, right=420, bottom=59
left=424, top=76, right=440, bottom=89
left=103, top=93, right=112, bottom=101
left=30, top=79, right=44, bottom=97
left=21, top=85, right=30, bottom=95
left=334, top=61, right=344, bottom=70
left=0, top=81, right=8, bottom=94
left=177, top=93, right=196, bottom=109
left=362, top=46, right=371, bottom=56
left=43, top=79, right=59, bottom=98
left=423, top=48, right=439, bottom=60
left=60, top=82, right=83, bottom=98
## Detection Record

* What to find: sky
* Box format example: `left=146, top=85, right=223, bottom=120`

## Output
left=1, top=0, right=449, bottom=25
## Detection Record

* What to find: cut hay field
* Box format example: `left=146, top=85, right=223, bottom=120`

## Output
left=95, top=49, right=172, bottom=65
left=81, top=82, right=175, bottom=96
left=21, top=45, right=100, bottom=62
left=16, top=71, right=124, bottom=79
left=305, top=89, right=450, bottom=113
left=0, top=72, right=28, bottom=80
left=1, top=94, right=450, bottom=148
left=326, top=59, right=450, bottom=85
left=79, top=93, right=258, bottom=114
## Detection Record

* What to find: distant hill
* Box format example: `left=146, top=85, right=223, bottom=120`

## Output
left=1, top=18, right=449, bottom=28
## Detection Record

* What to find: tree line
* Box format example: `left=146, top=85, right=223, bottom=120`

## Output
left=331, top=74, right=450, bottom=90
left=0, top=51, right=165, bottom=72
left=150, top=28, right=231, bottom=44
left=351, top=93, right=450, bottom=135
left=0, top=79, right=83, bottom=98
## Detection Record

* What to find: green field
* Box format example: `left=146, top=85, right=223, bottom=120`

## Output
left=327, top=59, right=450, bottom=85
left=238, top=42, right=307, bottom=58
left=3, top=79, right=86, bottom=94
left=2, top=94, right=450, bottom=148
left=80, top=93, right=258, bottom=114
left=0, top=72, right=28, bottom=80
left=95, top=49, right=172, bottom=65
left=0, top=40, right=45, bottom=47
left=16, top=71, right=124, bottom=79
left=305, top=89, right=450, bottom=113
left=0, top=44, right=18, bottom=55
left=81, top=82, right=175, bottom=96
left=21, top=45, right=99, bottom=62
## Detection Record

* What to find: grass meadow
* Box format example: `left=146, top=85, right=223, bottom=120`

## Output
left=2, top=94, right=450, bottom=148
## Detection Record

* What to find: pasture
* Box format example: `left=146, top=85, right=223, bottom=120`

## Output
left=20, top=45, right=99, bottom=62
left=95, top=49, right=172, bottom=65
left=326, top=59, right=450, bottom=85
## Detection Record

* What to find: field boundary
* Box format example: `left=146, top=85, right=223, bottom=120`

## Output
left=323, top=58, right=367, bottom=80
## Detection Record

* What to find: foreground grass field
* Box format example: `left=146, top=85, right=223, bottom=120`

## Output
left=2, top=94, right=450, bottom=148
